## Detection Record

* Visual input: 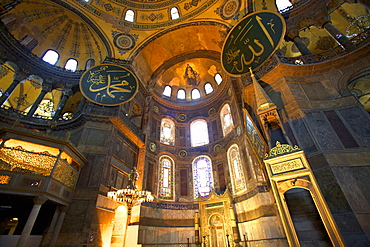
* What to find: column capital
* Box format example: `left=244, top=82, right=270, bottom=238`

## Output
left=62, top=89, right=73, bottom=97
left=314, top=15, right=331, bottom=28
left=41, top=84, right=53, bottom=93
left=33, top=195, right=48, bottom=205
left=286, top=30, right=300, bottom=41
left=13, top=72, right=28, bottom=82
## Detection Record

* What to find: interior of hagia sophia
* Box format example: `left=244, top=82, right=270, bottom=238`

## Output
left=0, top=0, right=369, bottom=246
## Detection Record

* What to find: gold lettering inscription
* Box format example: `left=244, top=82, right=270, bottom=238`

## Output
left=270, top=158, right=304, bottom=174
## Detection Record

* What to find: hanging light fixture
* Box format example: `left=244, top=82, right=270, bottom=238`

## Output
left=107, top=167, right=154, bottom=214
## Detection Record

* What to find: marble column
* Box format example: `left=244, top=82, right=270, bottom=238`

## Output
left=53, top=89, right=72, bottom=120
left=292, top=36, right=312, bottom=55
left=49, top=206, right=68, bottom=247
left=0, top=73, right=27, bottom=107
left=16, top=196, right=48, bottom=247
left=76, top=97, right=86, bottom=112
left=322, top=21, right=351, bottom=48
left=26, top=85, right=51, bottom=118
left=287, top=30, right=311, bottom=55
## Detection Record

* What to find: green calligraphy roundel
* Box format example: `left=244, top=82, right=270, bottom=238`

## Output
left=79, top=64, right=138, bottom=106
left=221, top=10, right=286, bottom=76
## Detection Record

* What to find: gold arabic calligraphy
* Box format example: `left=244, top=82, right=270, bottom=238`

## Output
left=86, top=66, right=135, bottom=103
left=225, top=15, right=277, bottom=73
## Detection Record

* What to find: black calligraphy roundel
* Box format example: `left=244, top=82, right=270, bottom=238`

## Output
left=221, top=10, right=286, bottom=76
left=79, top=64, right=138, bottom=106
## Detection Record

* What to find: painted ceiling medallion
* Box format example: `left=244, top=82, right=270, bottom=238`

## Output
left=114, top=33, right=136, bottom=51
left=220, top=0, right=240, bottom=20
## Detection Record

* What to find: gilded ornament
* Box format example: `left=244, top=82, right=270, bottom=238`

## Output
left=265, top=141, right=300, bottom=159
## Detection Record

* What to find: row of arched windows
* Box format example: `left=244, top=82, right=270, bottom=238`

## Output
left=83, top=0, right=180, bottom=21
left=157, top=144, right=246, bottom=200
left=160, top=103, right=234, bottom=146
left=42, top=49, right=95, bottom=71
left=124, top=7, right=180, bottom=22
left=163, top=73, right=223, bottom=100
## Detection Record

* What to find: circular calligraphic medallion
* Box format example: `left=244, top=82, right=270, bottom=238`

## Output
left=208, top=108, right=216, bottom=116
left=178, top=114, right=187, bottom=121
left=179, top=150, right=187, bottom=158
left=149, top=142, right=156, bottom=152
left=79, top=64, right=138, bottom=106
left=221, top=10, right=286, bottom=76
left=113, top=33, right=136, bottom=50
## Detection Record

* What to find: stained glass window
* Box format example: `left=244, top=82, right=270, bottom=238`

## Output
left=163, top=85, right=172, bottom=97
left=160, top=118, right=175, bottom=145
left=193, top=155, right=213, bottom=198
left=125, top=9, right=135, bottom=22
left=227, top=144, right=246, bottom=194
left=158, top=155, right=174, bottom=200
left=204, top=82, right=214, bottom=94
left=190, top=119, right=209, bottom=147
left=220, top=103, right=234, bottom=136
left=42, top=50, right=59, bottom=65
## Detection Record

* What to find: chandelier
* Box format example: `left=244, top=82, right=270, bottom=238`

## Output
left=107, top=167, right=154, bottom=214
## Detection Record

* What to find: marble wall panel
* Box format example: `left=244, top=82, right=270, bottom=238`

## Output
left=305, top=111, right=343, bottom=150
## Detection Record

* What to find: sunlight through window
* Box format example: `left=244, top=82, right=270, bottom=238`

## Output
left=42, top=50, right=59, bottom=65
left=191, top=88, right=201, bottom=100
left=64, top=58, right=78, bottom=72
left=177, top=89, right=186, bottom=99
left=163, top=86, right=172, bottom=97
left=191, top=119, right=209, bottom=147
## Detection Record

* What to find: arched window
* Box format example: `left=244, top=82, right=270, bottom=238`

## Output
left=163, top=85, right=172, bottom=97
left=227, top=144, right=246, bottom=194
left=42, top=50, right=59, bottom=65
left=214, top=73, right=223, bottom=85
left=177, top=89, right=186, bottom=100
left=170, top=7, right=180, bottom=20
left=158, top=155, right=175, bottom=200
left=64, top=58, right=78, bottom=72
left=190, top=119, right=209, bottom=147
left=125, top=9, right=135, bottom=22
left=276, top=0, right=293, bottom=12
left=160, top=118, right=175, bottom=145
left=220, top=103, right=234, bottom=136
left=193, top=155, right=213, bottom=198
left=191, top=88, right=201, bottom=100
left=204, top=82, right=214, bottom=94
left=85, top=59, right=95, bottom=70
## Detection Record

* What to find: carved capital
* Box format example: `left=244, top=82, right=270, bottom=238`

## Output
left=41, top=83, right=53, bottom=92
left=313, top=14, right=330, bottom=28
left=33, top=195, right=48, bottom=205
left=286, top=29, right=300, bottom=40
left=13, top=72, right=28, bottom=82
